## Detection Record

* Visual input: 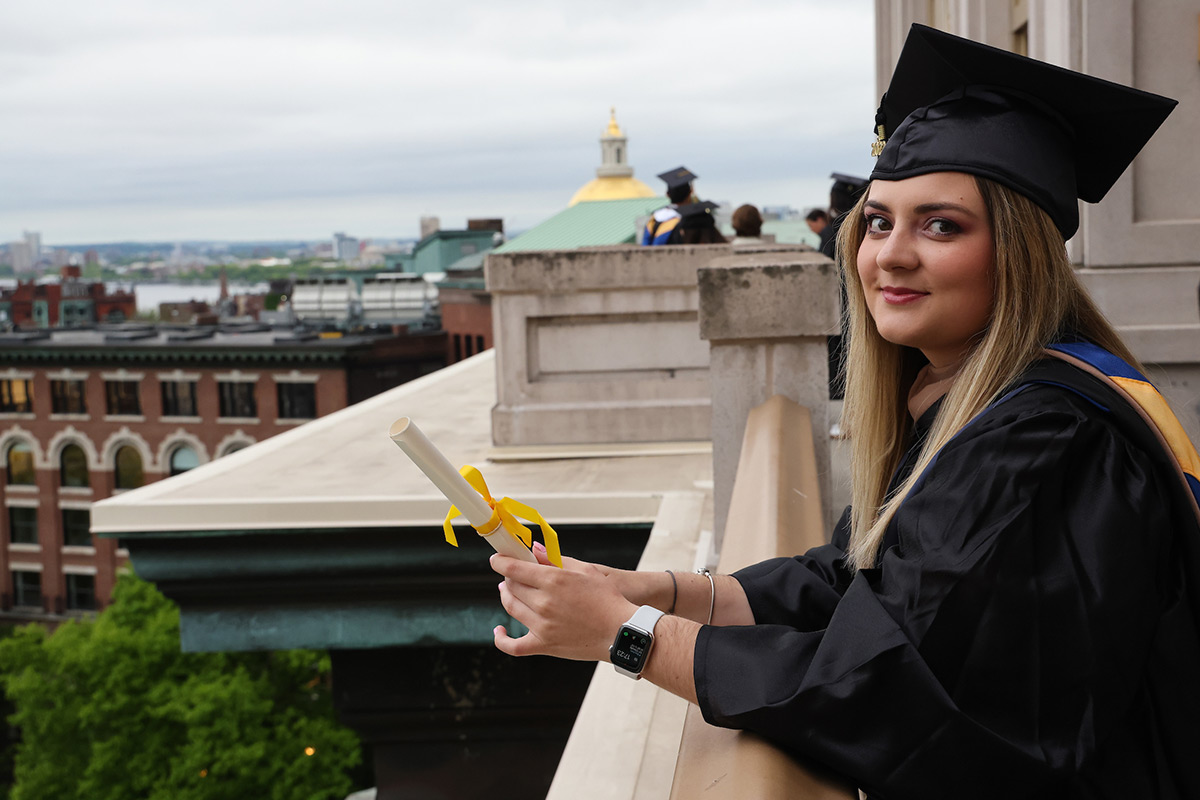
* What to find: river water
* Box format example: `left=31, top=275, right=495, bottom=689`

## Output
left=107, top=282, right=269, bottom=315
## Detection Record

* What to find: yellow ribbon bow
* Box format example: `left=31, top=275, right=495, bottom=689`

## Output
left=442, top=465, right=562, bottom=568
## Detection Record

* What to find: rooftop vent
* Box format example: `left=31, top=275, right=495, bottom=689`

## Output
left=104, top=329, right=158, bottom=342
left=166, top=329, right=216, bottom=342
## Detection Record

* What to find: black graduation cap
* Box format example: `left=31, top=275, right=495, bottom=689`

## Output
left=829, top=172, right=869, bottom=211
left=675, top=200, right=719, bottom=222
left=657, top=166, right=697, bottom=189
left=830, top=173, right=868, bottom=193
left=870, top=24, right=1176, bottom=238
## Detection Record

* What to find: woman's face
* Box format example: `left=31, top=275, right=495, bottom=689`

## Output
left=856, top=172, right=995, bottom=368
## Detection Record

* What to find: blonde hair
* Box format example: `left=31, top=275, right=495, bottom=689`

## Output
left=837, top=176, right=1138, bottom=570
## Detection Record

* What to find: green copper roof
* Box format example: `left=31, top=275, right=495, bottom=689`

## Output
left=494, top=197, right=666, bottom=253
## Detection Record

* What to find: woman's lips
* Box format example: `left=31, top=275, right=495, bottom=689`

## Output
left=880, top=286, right=929, bottom=304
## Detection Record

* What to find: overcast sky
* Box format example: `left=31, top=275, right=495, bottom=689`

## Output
left=2, top=0, right=878, bottom=245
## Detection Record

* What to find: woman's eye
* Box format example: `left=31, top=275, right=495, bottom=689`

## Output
left=928, top=218, right=959, bottom=236
left=865, top=215, right=891, bottom=234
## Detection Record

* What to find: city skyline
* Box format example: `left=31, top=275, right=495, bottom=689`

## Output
left=3, top=0, right=877, bottom=246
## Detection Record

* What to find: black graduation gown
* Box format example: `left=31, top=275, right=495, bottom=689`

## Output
left=694, top=375, right=1200, bottom=799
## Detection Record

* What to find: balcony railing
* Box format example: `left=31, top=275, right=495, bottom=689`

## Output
left=669, top=395, right=855, bottom=799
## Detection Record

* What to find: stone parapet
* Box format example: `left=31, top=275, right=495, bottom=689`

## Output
left=487, top=244, right=757, bottom=447
left=698, top=250, right=840, bottom=545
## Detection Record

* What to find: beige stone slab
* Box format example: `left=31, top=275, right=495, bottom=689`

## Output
left=91, top=351, right=712, bottom=535
left=547, top=490, right=706, bottom=800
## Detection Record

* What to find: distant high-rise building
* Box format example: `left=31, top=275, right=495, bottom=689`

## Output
left=23, top=231, right=42, bottom=261
left=419, top=216, right=440, bottom=240
left=332, top=232, right=360, bottom=263
left=9, top=241, right=34, bottom=273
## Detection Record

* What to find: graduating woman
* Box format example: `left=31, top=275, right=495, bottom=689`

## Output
left=490, top=25, right=1199, bottom=799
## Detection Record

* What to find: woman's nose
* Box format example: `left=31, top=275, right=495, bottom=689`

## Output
left=876, top=228, right=918, bottom=272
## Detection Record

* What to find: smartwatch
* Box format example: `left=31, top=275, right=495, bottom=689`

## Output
left=609, top=605, right=665, bottom=679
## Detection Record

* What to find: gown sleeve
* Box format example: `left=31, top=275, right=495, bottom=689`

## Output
left=729, top=505, right=854, bottom=632
left=693, top=385, right=1180, bottom=798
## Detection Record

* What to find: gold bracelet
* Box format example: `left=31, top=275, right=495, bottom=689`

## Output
left=696, top=567, right=714, bottom=625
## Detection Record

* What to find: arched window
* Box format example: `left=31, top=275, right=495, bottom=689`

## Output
left=60, top=444, right=89, bottom=488
left=114, top=445, right=143, bottom=490
left=168, top=446, right=198, bottom=476
left=6, top=442, right=34, bottom=485
left=220, top=443, right=247, bottom=458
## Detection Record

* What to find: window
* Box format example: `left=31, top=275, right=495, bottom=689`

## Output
left=218, top=382, right=256, bottom=418
left=277, top=383, right=316, bottom=420
left=6, top=442, right=34, bottom=485
left=104, top=380, right=141, bottom=416
left=8, top=507, right=37, bottom=544
left=50, top=379, right=86, bottom=414
left=220, top=443, right=247, bottom=457
left=60, top=444, right=89, bottom=488
left=161, top=380, right=197, bottom=417
left=168, top=446, right=198, bottom=476
left=12, top=570, right=41, bottom=608
left=62, top=508, right=90, bottom=547
left=114, top=446, right=143, bottom=490
left=0, top=379, right=32, bottom=413
left=66, top=574, right=96, bottom=611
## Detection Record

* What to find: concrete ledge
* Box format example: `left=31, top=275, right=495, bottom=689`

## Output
left=699, top=255, right=840, bottom=541
left=492, top=399, right=712, bottom=446
left=486, top=245, right=737, bottom=293
left=670, top=396, right=854, bottom=800
left=547, top=491, right=709, bottom=800
left=486, top=246, right=824, bottom=446
left=699, top=252, right=839, bottom=341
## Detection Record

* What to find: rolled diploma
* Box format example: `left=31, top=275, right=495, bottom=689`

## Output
left=389, top=416, right=537, bottom=562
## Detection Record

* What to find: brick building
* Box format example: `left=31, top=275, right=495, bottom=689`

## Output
left=0, top=323, right=446, bottom=621
left=0, top=266, right=137, bottom=328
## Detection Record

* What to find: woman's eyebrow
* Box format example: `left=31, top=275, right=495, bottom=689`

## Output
left=865, top=199, right=980, bottom=218
left=913, top=201, right=979, bottom=217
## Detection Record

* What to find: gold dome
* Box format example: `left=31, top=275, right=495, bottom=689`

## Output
left=569, top=176, right=657, bottom=206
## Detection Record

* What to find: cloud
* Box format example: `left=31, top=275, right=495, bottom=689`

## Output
left=0, top=0, right=876, bottom=243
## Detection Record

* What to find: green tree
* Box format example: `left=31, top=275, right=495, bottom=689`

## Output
left=0, top=575, right=362, bottom=800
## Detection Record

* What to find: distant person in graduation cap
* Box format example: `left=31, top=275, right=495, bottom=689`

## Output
left=671, top=200, right=727, bottom=245
left=641, top=166, right=697, bottom=246
left=822, top=172, right=868, bottom=259
left=491, top=24, right=1197, bottom=799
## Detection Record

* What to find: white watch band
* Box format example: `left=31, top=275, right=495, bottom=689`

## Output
left=628, top=604, right=665, bottom=633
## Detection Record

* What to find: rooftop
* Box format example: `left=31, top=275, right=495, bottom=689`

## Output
left=493, top=197, right=666, bottom=253
left=90, top=350, right=712, bottom=536
left=0, top=323, right=432, bottom=363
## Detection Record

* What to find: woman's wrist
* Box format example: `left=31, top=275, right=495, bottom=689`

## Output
left=611, top=569, right=675, bottom=611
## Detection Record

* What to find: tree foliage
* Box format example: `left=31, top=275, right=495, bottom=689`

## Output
left=0, top=574, right=362, bottom=800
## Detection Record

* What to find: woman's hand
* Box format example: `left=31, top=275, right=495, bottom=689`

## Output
left=491, top=542, right=636, bottom=662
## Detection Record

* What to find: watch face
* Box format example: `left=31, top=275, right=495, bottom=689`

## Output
left=611, top=626, right=652, bottom=672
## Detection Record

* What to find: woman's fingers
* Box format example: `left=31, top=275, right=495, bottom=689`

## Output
left=493, top=625, right=544, bottom=657
left=490, top=552, right=634, bottom=662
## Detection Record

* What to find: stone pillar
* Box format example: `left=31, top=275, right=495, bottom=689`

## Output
left=698, top=252, right=840, bottom=548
